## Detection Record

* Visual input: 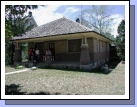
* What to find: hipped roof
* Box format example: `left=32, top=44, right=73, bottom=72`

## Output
left=11, top=17, right=112, bottom=42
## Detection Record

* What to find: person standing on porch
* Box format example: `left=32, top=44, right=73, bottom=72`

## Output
left=35, top=48, right=40, bottom=62
left=28, top=48, right=33, bottom=61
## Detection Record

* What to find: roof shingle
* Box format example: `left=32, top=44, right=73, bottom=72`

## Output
left=12, top=17, right=92, bottom=40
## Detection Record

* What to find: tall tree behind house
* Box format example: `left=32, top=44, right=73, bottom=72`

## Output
left=78, top=5, right=114, bottom=39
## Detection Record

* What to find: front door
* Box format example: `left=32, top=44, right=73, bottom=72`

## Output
left=35, top=42, right=44, bottom=54
left=49, top=43, right=55, bottom=58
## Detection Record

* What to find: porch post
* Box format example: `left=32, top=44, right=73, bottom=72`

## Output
left=80, top=36, right=90, bottom=65
left=14, top=42, right=21, bottom=64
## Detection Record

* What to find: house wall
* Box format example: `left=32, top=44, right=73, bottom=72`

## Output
left=44, top=41, right=49, bottom=50
left=92, top=37, right=110, bottom=66
left=93, top=52, right=110, bottom=62
left=87, top=37, right=94, bottom=53
left=93, top=38, right=108, bottom=53
left=87, top=37, right=94, bottom=63
left=87, top=37, right=110, bottom=65
left=28, top=42, right=34, bottom=49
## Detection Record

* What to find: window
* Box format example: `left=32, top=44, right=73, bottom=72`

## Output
left=68, top=39, right=81, bottom=52
left=49, top=43, right=54, bottom=48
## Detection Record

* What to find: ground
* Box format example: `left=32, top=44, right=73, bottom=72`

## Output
left=5, top=61, right=125, bottom=95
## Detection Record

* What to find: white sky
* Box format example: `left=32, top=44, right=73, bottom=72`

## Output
left=25, top=5, right=125, bottom=37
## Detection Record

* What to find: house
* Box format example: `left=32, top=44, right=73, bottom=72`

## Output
left=24, top=11, right=38, bottom=30
left=11, top=11, right=38, bottom=33
left=11, top=17, right=112, bottom=67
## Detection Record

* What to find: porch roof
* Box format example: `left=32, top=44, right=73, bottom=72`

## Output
left=11, top=17, right=112, bottom=42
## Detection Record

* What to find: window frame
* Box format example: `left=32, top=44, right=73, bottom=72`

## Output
left=67, top=38, right=82, bottom=53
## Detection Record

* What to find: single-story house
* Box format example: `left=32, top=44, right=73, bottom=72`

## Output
left=11, top=17, right=112, bottom=67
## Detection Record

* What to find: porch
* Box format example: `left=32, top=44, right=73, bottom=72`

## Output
left=13, top=32, right=111, bottom=69
left=14, top=34, right=92, bottom=66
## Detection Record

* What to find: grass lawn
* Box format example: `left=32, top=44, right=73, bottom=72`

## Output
left=5, top=65, right=26, bottom=73
left=5, top=61, right=125, bottom=95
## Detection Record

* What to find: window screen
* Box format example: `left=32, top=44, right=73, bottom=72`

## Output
left=68, top=39, right=81, bottom=52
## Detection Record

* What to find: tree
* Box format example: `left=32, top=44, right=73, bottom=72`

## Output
left=80, top=5, right=114, bottom=36
left=5, top=5, right=39, bottom=65
left=78, top=15, right=92, bottom=28
left=114, top=19, right=125, bottom=61
left=104, top=32, right=115, bottom=40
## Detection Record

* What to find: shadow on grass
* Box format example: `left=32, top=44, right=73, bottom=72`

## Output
left=5, top=84, right=61, bottom=95
left=39, top=66, right=103, bottom=74
left=107, top=61, right=121, bottom=72
left=38, top=61, right=121, bottom=74
left=5, top=84, right=26, bottom=95
left=5, top=84, right=88, bottom=95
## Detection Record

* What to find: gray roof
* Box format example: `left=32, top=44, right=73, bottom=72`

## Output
left=12, top=17, right=92, bottom=40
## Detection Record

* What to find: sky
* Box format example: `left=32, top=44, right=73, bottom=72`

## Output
left=25, top=5, right=125, bottom=37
